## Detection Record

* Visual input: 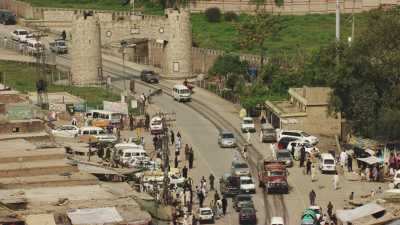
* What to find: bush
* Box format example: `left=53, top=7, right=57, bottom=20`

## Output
left=205, top=7, right=221, bottom=23
left=224, top=11, right=238, bottom=22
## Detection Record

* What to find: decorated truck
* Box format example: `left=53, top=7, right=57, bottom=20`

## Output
left=257, top=160, right=289, bottom=194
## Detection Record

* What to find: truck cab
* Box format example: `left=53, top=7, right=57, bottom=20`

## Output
left=258, top=160, right=289, bottom=194
left=219, top=172, right=240, bottom=197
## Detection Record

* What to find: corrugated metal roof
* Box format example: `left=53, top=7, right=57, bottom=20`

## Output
left=67, top=207, right=123, bottom=224
left=337, top=203, right=386, bottom=222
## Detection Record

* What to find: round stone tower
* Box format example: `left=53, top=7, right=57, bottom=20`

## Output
left=163, top=9, right=192, bottom=79
left=71, top=14, right=102, bottom=86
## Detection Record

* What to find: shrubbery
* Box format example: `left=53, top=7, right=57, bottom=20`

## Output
left=205, top=7, right=221, bottom=22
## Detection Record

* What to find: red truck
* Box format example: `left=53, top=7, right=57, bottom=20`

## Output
left=257, top=160, right=289, bottom=194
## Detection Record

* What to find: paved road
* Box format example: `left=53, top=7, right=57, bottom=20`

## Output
left=0, top=23, right=388, bottom=225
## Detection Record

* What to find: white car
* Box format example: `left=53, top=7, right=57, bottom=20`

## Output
left=394, top=170, right=400, bottom=189
left=271, top=216, right=284, bottom=225
left=241, top=117, right=255, bottom=133
left=287, top=140, right=320, bottom=159
left=240, top=176, right=256, bottom=194
left=278, top=130, right=319, bottom=146
left=150, top=116, right=163, bottom=135
left=197, top=207, right=215, bottom=224
left=11, top=29, right=29, bottom=42
left=52, top=125, right=79, bottom=138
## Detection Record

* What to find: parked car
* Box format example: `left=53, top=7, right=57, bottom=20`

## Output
left=196, top=207, right=214, bottom=224
left=219, top=173, right=240, bottom=197
left=275, top=137, right=300, bottom=150
left=11, top=29, right=29, bottom=42
left=52, top=125, right=79, bottom=138
left=140, top=70, right=159, bottom=83
left=150, top=116, right=163, bottom=134
left=49, top=39, right=68, bottom=54
left=239, top=207, right=257, bottom=225
left=271, top=216, right=284, bottom=225
left=241, top=117, right=255, bottom=133
left=261, top=123, right=277, bottom=143
left=239, top=176, right=256, bottom=194
left=78, top=126, right=118, bottom=143
left=231, top=160, right=251, bottom=177
left=0, top=10, right=16, bottom=25
left=287, top=140, right=320, bottom=159
left=26, top=39, right=43, bottom=55
left=277, top=130, right=319, bottom=145
left=274, top=149, right=293, bottom=167
left=319, top=153, right=336, bottom=173
left=218, top=131, right=237, bottom=148
left=233, top=194, right=253, bottom=212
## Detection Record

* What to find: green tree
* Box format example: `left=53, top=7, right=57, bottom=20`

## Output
left=237, top=11, right=284, bottom=71
left=316, top=6, right=400, bottom=141
left=208, top=54, right=248, bottom=79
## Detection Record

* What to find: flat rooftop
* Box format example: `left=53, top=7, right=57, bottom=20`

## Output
left=265, top=100, right=307, bottom=118
left=289, top=86, right=332, bottom=106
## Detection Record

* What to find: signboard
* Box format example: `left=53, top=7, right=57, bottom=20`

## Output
left=131, top=100, right=138, bottom=109
left=103, top=101, right=128, bottom=115
left=49, top=103, right=66, bottom=112
left=7, top=105, right=33, bottom=120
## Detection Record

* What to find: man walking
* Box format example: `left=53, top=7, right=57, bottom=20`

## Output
left=309, top=190, right=316, bottom=206
left=170, top=130, right=175, bottom=145
left=182, top=166, right=188, bottom=178
left=188, top=148, right=194, bottom=169
left=333, top=172, right=339, bottom=190
left=347, top=155, right=353, bottom=172
left=300, top=146, right=306, bottom=167
left=221, top=196, right=228, bottom=215
left=327, top=201, right=333, bottom=220
left=209, top=174, right=215, bottom=191
left=306, top=159, right=312, bottom=175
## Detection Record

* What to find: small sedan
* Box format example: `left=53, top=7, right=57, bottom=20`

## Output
left=52, top=125, right=79, bottom=138
left=239, top=207, right=257, bottom=225
left=218, top=131, right=237, bottom=148
left=140, top=70, right=159, bottom=84
left=197, top=207, right=214, bottom=224
left=231, top=160, right=251, bottom=177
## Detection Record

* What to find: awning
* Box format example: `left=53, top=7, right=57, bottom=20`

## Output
left=25, top=214, right=56, bottom=225
left=67, top=207, right=123, bottom=224
left=357, top=156, right=382, bottom=165
left=336, top=203, right=385, bottom=222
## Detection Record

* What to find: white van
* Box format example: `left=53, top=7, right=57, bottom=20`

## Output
left=78, top=126, right=117, bottom=143
left=150, top=116, right=163, bottom=134
left=86, top=110, right=122, bottom=125
left=117, top=147, right=149, bottom=164
left=172, top=84, right=191, bottom=102
left=319, top=153, right=336, bottom=173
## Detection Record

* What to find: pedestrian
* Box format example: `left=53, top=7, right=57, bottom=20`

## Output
left=145, top=113, right=150, bottom=131
left=309, top=190, right=316, bottom=205
left=209, top=174, right=215, bottom=190
left=349, top=191, right=354, bottom=201
left=260, top=116, right=266, bottom=124
left=175, top=155, right=179, bottom=168
left=246, top=131, right=251, bottom=143
left=327, top=201, right=333, bottom=220
left=300, top=146, right=306, bottom=167
left=340, top=151, right=347, bottom=168
left=306, top=159, right=312, bottom=175
left=129, top=114, right=134, bottom=131
left=188, top=148, right=194, bottom=169
left=185, top=144, right=190, bottom=161
left=61, top=30, right=66, bottom=40
left=182, top=166, right=188, bottom=178
left=170, top=130, right=175, bottom=145
left=221, top=196, right=227, bottom=215
left=347, top=154, right=353, bottom=172
left=177, top=131, right=182, bottom=140
left=153, top=136, right=158, bottom=150
left=333, top=172, right=339, bottom=190
left=242, top=145, right=248, bottom=160
left=290, top=143, right=296, bottom=157
left=214, top=191, right=220, bottom=202
left=311, top=165, right=317, bottom=182
left=71, top=117, right=77, bottom=126
left=198, top=191, right=204, bottom=207
left=192, top=214, right=197, bottom=225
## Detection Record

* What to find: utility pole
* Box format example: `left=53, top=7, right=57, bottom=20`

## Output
left=336, top=0, right=340, bottom=42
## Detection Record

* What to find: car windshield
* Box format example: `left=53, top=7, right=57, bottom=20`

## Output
left=201, top=210, right=212, bottom=215
left=324, top=159, right=335, bottom=164
left=270, top=171, right=284, bottom=176
left=180, top=89, right=190, bottom=94
left=243, top=120, right=253, bottom=124
left=57, top=41, right=66, bottom=46
left=263, top=128, right=275, bottom=133
left=304, top=142, right=313, bottom=148
left=222, top=133, right=234, bottom=139
left=277, top=152, right=291, bottom=158
left=98, top=130, right=106, bottom=134
left=300, top=132, right=311, bottom=137
left=238, top=196, right=252, bottom=201
left=19, top=31, right=28, bottom=35
left=241, top=179, right=253, bottom=184
left=152, top=120, right=162, bottom=125
left=144, top=71, right=155, bottom=75
left=241, top=208, right=255, bottom=214
left=234, top=163, right=248, bottom=169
